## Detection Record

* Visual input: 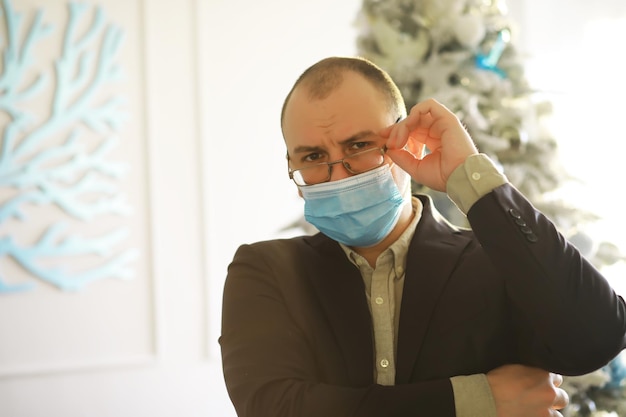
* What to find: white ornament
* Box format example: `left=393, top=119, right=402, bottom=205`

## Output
left=452, top=14, right=486, bottom=48
left=368, top=16, right=430, bottom=62
left=420, top=0, right=466, bottom=23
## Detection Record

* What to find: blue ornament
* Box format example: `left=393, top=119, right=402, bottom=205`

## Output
left=475, top=29, right=510, bottom=78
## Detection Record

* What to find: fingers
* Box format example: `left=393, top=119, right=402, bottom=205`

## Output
left=403, top=98, right=460, bottom=139
left=380, top=100, right=439, bottom=150
left=379, top=98, right=477, bottom=190
left=552, top=386, right=569, bottom=410
left=488, top=365, right=570, bottom=417
left=549, top=373, right=568, bottom=410
left=380, top=98, right=474, bottom=153
left=410, top=97, right=458, bottom=120
left=384, top=147, right=422, bottom=177
left=385, top=121, right=412, bottom=150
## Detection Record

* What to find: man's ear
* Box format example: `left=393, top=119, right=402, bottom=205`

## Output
left=298, top=189, right=303, bottom=198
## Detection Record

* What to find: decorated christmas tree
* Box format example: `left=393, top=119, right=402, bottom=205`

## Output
left=355, top=0, right=625, bottom=415
left=356, top=0, right=577, bottom=227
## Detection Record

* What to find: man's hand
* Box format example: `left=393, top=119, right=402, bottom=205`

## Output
left=487, top=364, right=569, bottom=417
left=380, top=98, right=478, bottom=192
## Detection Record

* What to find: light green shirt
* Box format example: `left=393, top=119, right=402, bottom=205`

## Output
left=340, top=154, right=506, bottom=417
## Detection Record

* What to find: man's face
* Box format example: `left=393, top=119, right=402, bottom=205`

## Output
left=283, top=72, right=400, bottom=185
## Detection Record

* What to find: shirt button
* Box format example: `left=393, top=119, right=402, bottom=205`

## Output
left=526, top=233, right=539, bottom=242
left=380, top=359, right=389, bottom=368
left=520, top=226, right=533, bottom=234
left=375, top=297, right=384, bottom=305
left=471, top=172, right=481, bottom=180
left=515, top=218, right=527, bottom=226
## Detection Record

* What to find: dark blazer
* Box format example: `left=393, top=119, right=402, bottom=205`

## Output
left=220, top=184, right=626, bottom=417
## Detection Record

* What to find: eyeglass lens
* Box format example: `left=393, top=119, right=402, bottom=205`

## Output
left=294, top=148, right=384, bottom=185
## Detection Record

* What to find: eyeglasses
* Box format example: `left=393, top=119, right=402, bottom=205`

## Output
left=288, top=147, right=387, bottom=186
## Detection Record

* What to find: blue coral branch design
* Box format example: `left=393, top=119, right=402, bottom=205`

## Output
left=0, top=223, right=137, bottom=291
left=0, top=0, right=136, bottom=293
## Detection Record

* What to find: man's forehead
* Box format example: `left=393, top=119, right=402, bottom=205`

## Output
left=282, top=75, right=395, bottom=150
left=285, top=85, right=386, bottom=124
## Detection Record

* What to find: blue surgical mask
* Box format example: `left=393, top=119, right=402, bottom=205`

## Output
left=299, top=164, right=406, bottom=247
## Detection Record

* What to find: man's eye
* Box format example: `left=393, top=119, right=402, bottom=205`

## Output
left=303, top=153, right=324, bottom=163
left=350, top=141, right=374, bottom=151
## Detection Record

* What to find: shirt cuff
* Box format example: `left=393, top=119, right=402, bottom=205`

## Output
left=450, top=374, right=497, bottom=417
left=446, top=153, right=508, bottom=214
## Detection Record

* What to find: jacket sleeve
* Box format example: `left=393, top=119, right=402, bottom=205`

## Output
left=219, top=242, right=455, bottom=417
left=468, top=183, right=626, bottom=375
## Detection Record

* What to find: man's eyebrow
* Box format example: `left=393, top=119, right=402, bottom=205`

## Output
left=291, top=130, right=377, bottom=154
left=337, top=130, right=377, bottom=145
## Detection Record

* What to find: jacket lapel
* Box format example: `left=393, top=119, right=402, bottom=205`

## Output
left=304, top=234, right=374, bottom=386
left=395, top=196, right=472, bottom=384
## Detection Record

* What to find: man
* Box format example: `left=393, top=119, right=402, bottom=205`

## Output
left=219, top=56, right=626, bottom=417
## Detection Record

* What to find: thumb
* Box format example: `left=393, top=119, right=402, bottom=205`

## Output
left=386, top=148, right=421, bottom=177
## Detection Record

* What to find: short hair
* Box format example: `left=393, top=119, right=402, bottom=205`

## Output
left=280, top=56, right=406, bottom=129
